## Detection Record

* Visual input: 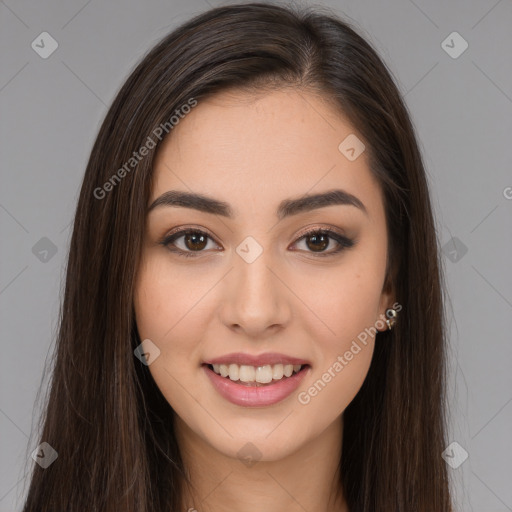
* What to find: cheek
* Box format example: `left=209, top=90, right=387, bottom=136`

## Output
left=301, top=258, right=385, bottom=345
left=292, top=252, right=384, bottom=411
left=296, top=274, right=378, bottom=417
left=133, top=255, right=214, bottom=391
left=134, top=261, right=168, bottom=341
left=133, top=263, right=193, bottom=413
left=134, top=254, right=204, bottom=343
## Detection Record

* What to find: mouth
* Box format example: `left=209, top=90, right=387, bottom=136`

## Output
left=204, top=362, right=309, bottom=387
left=202, top=361, right=311, bottom=407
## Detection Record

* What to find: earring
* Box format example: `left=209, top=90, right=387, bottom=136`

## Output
left=385, top=308, right=398, bottom=330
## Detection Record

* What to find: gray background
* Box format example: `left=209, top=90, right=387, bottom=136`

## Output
left=1, top=0, right=511, bottom=510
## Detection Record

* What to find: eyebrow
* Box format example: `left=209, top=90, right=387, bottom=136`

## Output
left=147, top=188, right=368, bottom=220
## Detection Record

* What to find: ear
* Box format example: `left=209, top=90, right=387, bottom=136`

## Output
left=376, top=265, right=397, bottom=332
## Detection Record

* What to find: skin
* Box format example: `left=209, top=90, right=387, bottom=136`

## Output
left=133, top=88, right=395, bottom=512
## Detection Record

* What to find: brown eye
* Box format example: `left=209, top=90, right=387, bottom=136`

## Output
left=160, top=229, right=219, bottom=257
left=304, top=232, right=330, bottom=252
left=183, top=232, right=208, bottom=251
left=292, top=228, right=355, bottom=257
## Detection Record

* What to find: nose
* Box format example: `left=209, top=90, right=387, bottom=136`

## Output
left=219, top=248, right=292, bottom=338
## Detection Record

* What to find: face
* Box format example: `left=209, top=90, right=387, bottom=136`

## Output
left=133, top=88, right=394, bottom=462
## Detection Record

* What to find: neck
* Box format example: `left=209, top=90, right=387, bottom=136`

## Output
left=175, top=415, right=348, bottom=512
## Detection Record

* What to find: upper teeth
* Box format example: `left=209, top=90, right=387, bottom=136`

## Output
left=211, top=363, right=302, bottom=383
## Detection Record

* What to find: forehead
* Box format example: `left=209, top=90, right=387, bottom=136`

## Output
left=150, top=88, right=384, bottom=222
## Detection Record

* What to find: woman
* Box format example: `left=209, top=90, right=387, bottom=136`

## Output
left=21, top=2, right=453, bottom=511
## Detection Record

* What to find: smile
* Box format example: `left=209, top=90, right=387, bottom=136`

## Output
left=208, top=363, right=304, bottom=385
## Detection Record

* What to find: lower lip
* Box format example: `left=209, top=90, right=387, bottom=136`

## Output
left=203, top=364, right=310, bottom=407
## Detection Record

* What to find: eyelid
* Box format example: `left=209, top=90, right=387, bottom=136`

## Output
left=293, top=224, right=348, bottom=242
left=162, top=223, right=348, bottom=242
left=164, top=224, right=219, bottom=243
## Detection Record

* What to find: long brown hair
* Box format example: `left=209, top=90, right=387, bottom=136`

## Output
left=21, top=2, right=452, bottom=510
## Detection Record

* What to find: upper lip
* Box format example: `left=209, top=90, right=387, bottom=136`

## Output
left=203, top=352, right=311, bottom=367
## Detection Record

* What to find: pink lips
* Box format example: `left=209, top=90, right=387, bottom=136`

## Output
left=203, top=352, right=310, bottom=367
left=202, top=352, right=311, bottom=407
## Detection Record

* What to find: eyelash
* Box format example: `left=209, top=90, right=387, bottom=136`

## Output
left=159, top=226, right=356, bottom=259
